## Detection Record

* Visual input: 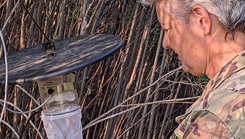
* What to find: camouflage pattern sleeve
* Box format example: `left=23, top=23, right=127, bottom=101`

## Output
left=171, top=110, right=235, bottom=139
left=170, top=51, right=245, bottom=139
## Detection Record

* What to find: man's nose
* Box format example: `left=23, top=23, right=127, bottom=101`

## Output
left=162, top=33, right=170, bottom=49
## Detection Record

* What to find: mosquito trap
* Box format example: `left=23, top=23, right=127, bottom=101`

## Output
left=37, top=73, right=83, bottom=139
left=0, top=33, right=123, bottom=139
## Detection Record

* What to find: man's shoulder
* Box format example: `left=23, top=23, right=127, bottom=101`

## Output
left=204, top=69, right=245, bottom=138
left=173, top=66, right=245, bottom=139
left=205, top=67, right=245, bottom=117
left=172, top=110, right=236, bottom=139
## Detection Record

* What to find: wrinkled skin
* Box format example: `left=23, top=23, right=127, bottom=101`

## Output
left=155, top=2, right=208, bottom=76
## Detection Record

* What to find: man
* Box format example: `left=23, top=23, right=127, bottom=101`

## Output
left=143, top=0, right=245, bottom=138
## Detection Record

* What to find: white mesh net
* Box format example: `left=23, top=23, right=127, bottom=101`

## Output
left=41, top=107, right=83, bottom=139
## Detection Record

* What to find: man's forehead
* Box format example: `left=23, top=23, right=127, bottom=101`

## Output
left=155, top=0, right=171, bottom=11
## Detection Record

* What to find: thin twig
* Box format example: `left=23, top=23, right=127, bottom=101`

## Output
left=84, top=96, right=198, bottom=130
left=2, top=1, right=19, bottom=31
left=120, top=96, right=199, bottom=107
left=84, top=66, right=182, bottom=129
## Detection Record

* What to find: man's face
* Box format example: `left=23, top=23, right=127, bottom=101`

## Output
left=155, top=1, right=208, bottom=76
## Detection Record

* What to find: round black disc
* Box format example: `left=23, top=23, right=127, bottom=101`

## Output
left=0, top=34, right=123, bottom=83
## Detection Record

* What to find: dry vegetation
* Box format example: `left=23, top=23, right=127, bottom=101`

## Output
left=0, top=0, right=208, bottom=138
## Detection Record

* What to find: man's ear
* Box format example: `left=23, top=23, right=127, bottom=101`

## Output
left=192, top=5, right=211, bottom=35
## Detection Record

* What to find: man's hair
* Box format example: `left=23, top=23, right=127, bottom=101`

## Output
left=162, top=0, right=245, bottom=33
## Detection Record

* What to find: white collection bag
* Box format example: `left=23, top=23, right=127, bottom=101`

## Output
left=41, top=107, right=83, bottom=139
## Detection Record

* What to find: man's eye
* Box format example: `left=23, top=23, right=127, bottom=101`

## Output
left=163, top=28, right=171, bottom=32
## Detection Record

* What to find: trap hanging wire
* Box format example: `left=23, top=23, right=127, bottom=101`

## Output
left=19, top=0, right=56, bottom=56
left=19, top=0, right=51, bottom=43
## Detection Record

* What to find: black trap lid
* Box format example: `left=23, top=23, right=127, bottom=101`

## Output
left=0, top=34, right=123, bottom=83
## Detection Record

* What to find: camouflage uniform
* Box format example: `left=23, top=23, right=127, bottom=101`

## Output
left=171, top=51, right=245, bottom=139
